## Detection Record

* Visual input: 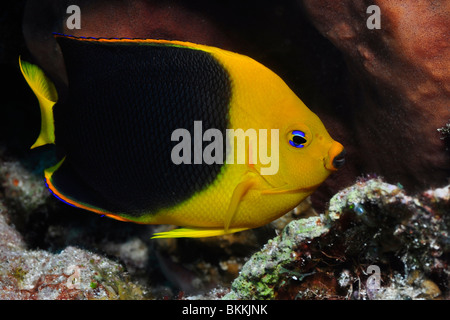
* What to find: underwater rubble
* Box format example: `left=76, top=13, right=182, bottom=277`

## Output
left=0, top=204, right=149, bottom=300
left=224, top=178, right=449, bottom=300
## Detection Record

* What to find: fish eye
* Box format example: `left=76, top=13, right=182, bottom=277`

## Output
left=289, top=130, right=307, bottom=148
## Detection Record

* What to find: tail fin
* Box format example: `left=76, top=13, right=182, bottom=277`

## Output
left=19, top=57, right=58, bottom=149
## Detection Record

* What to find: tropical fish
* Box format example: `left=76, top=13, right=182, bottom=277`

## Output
left=19, top=34, right=345, bottom=238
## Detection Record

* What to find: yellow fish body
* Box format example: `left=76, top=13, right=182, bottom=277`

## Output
left=20, top=35, right=345, bottom=238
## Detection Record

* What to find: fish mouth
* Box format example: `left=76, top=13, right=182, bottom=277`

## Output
left=325, top=142, right=346, bottom=171
left=332, top=149, right=346, bottom=169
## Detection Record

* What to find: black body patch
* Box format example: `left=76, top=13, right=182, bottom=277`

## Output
left=53, top=36, right=231, bottom=215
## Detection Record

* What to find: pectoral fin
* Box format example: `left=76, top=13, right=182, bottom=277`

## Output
left=261, top=185, right=297, bottom=195
left=223, top=177, right=256, bottom=232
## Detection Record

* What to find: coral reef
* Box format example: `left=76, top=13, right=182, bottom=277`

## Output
left=225, top=178, right=449, bottom=300
left=0, top=206, right=149, bottom=299
left=224, top=215, right=333, bottom=300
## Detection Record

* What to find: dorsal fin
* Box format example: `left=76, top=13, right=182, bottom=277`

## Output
left=19, top=57, right=58, bottom=149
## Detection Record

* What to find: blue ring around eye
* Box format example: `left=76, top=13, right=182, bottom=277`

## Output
left=289, top=140, right=304, bottom=148
left=292, top=130, right=305, bottom=138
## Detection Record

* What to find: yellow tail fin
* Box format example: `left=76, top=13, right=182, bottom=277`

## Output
left=19, top=57, right=58, bottom=149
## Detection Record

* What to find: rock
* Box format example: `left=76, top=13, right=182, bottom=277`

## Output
left=223, top=215, right=335, bottom=299
left=224, top=178, right=449, bottom=300
left=0, top=207, right=150, bottom=300
left=371, top=271, right=442, bottom=300
left=0, top=157, right=51, bottom=226
left=300, top=0, right=450, bottom=199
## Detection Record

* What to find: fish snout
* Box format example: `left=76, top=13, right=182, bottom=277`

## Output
left=325, top=142, right=346, bottom=171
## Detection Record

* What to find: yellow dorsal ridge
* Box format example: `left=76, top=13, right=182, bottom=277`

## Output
left=19, top=57, right=58, bottom=149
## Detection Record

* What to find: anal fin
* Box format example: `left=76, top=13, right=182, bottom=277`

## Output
left=151, top=227, right=249, bottom=239
left=45, top=158, right=129, bottom=222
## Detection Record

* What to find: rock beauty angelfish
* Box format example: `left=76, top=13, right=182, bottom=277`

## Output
left=19, top=34, right=345, bottom=239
